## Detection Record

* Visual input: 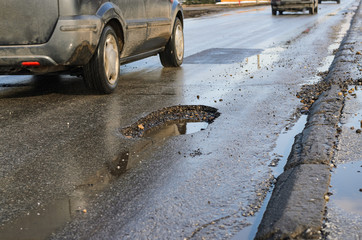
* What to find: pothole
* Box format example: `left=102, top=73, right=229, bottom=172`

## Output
left=121, top=105, right=220, bottom=138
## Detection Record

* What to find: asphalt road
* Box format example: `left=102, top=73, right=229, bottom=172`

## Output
left=0, top=1, right=359, bottom=239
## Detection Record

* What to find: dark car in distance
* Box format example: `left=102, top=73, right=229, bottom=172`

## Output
left=271, top=0, right=318, bottom=15
left=0, top=0, right=184, bottom=94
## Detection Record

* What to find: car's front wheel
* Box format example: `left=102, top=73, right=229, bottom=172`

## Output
left=159, top=18, right=184, bottom=67
left=83, top=25, right=121, bottom=94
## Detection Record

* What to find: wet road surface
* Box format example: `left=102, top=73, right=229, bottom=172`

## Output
left=0, top=1, right=359, bottom=239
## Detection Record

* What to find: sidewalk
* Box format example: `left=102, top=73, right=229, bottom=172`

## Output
left=255, top=0, right=362, bottom=238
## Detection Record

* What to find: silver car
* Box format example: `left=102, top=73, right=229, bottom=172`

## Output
left=0, top=0, right=184, bottom=94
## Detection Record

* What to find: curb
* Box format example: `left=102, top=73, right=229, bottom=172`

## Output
left=255, top=1, right=362, bottom=239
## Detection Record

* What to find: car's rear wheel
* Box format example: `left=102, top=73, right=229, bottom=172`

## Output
left=83, top=25, right=121, bottom=94
left=272, top=9, right=277, bottom=15
left=159, top=18, right=184, bottom=67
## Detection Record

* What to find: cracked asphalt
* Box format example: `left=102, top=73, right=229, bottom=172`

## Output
left=0, top=1, right=361, bottom=239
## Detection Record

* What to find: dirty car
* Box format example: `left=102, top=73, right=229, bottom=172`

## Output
left=271, top=0, right=318, bottom=15
left=0, top=0, right=184, bottom=94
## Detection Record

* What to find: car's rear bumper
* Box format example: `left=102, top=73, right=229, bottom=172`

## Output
left=271, top=1, right=315, bottom=10
left=0, top=15, right=102, bottom=73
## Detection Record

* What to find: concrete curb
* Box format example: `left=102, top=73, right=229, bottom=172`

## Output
left=255, top=1, right=362, bottom=239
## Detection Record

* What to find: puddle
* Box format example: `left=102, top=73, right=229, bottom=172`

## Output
left=143, top=121, right=209, bottom=139
left=121, top=105, right=220, bottom=138
left=232, top=114, right=308, bottom=239
left=0, top=140, right=152, bottom=239
left=269, top=114, right=308, bottom=176
left=329, top=161, right=362, bottom=216
left=184, top=48, right=262, bottom=65
left=326, top=88, right=362, bottom=216
left=240, top=47, right=284, bottom=74
left=0, top=194, right=91, bottom=240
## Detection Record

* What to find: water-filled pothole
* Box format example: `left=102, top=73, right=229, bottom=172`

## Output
left=121, top=105, right=220, bottom=138
left=143, top=121, right=209, bottom=139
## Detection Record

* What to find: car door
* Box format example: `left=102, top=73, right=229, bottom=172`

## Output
left=112, top=0, right=147, bottom=57
left=143, top=0, right=172, bottom=52
left=0, top=0, right=58, bottom=45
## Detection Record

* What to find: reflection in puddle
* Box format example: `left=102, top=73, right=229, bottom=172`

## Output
left=144, top=121, right=208, bottom=139
left=330, top=161, right=362, bottom=216
left=184, top=48, right=262, bottom=65
left=241, top=47, right=283, bottom=74
left=232, top=115, right=308, bottom=239
left=0, top=144, right=149, bottom=239
left=0, top=191, right=87, bottom=239
left=269, top=114, right=308, bottom=176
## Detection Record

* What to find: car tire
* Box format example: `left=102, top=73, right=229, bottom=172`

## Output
left=159, top=18, right=184, bottom=67
left=83, top=25, right=121, bottom=94
left=272, top=9, right=277, bottom=15
left=279, top=11, right=284, bottom=15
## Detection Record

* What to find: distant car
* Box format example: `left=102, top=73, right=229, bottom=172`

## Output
left=0, top=0, right=184, bottom=94
left=271, top=0, right=318, bottom=15
left=318, top=0, right=340, bottom=4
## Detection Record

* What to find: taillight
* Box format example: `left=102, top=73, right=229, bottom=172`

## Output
left=21, top=62, right=40, bottom=66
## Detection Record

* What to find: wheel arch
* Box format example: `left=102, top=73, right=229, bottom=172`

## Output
left=171, top=1, right=184, bottom=29
left=96, top=2, right=126, bottom=49
left=176, top=10, right=184, bottom=26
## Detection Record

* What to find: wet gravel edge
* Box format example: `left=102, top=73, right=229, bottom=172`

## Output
left=120, top=105, right=220, bottom=138
left=255, top=1, right=362, bottom=239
